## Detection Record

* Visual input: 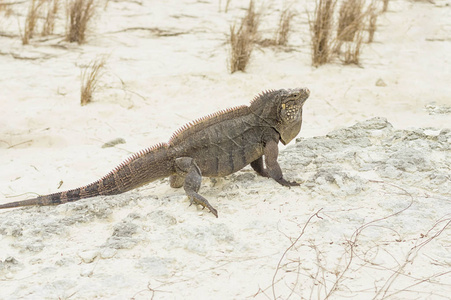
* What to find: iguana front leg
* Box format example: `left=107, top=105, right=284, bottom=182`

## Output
left=174, top=157, right=218, bottom=218
left=250, top=157, right=269, bottom=178
left=261, top=140, right=299, bottom=187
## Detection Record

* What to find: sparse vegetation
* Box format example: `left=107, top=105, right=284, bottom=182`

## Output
left=383, top=0, right=389, bottom=12
left=310, top=0, right=336, bottom=67
left=229, top=0, right=260, bottom=73
left=335, top=0, right=367, bottom=65
left=229, top=24, right=252, bottom=73
left=310, top=0, right=381, bottom=66
left=66, top=0, right=95, bottom=44
left=20, top=0, right=60, bottom=43
left=0, top=0, right=13, bottom=17
left=219, top=0, right=232, bottom=13
left=342, top=28, right=363, bottom=64
left=367, top=2, right=379, bottom=43
left=275, top=8, right=295, bottom=46
left=80, top=56, right=106, bottom=106
left=337, top=0, right=363, bottom=42
left=22, top=0, right=43, bottom=44
left=42, top=0, right=59, bottom=36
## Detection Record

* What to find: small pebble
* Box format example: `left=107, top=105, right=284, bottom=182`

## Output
left=376, top=78, right=387, bottom=87
left=77, top=250, right=99, bottom=263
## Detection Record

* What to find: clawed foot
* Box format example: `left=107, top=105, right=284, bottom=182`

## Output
left=188, top=195, right=218, bottom=218
left=276, top=178, right=301, bottom=187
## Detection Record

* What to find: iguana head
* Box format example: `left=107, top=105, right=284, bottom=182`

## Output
left=251, top=87, right=310, bottom=145
left=276, top=87, right=310, bottom=145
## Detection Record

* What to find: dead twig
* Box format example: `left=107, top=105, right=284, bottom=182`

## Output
left=324, top=181, right=414, bottom=299
left=375, top=217, right=451, bottom=299
left=271, top=208, right=323, bottom=300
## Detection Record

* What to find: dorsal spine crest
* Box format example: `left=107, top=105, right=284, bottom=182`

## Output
left=168, top=105, right=249, bottom=145
left=250, top=89, right=276, bottom=104
left=78, top=143, right=168, bottom=189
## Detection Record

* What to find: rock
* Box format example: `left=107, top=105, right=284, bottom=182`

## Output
left=376, top=78, right=387, bottom=86
left=77, top=250, right=99, bottom=263
left=135, top=257, right=171, bottom=277
left=147, top=210, right=177, bottom=226
left=103, top=236, right=138, bottom=249
left=80, top=266, right=94, bottom=277
left=101, top=138, right=126, bottom=148
left=100, top=248, right=117, bottom=259
left=112, top=220, right=138, bottom=237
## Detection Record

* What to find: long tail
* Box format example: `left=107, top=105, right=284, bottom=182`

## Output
left=0, top=143, right=172, bottom=209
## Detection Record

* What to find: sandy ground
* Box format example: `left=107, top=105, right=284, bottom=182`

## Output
left=0, top=0, right=450, bottom=299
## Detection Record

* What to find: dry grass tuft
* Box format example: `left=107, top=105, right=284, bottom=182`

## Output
left=310, top=0, right=377, bottom=66
left=229, top=24, right=252, bottom=73
left=80, top=56, right=106, bottom=106
left=310, top=0, right=336, bottom=67
left=337, top=0, right=363, bottom=42
left=22, top=0, right=44, bottom=44
left=66, top=0, right=95, bottom=44
left=382, top=0, right=389, bottom=12
left=338, top=1, right=380, bottom=63
left=21, top=0, right=61, bottom=42
left=342, top=29, right=363, bottom=64
left=219, top=0, right=232, bottom=13
left=367, top=2, right=379, bottom=43
left=0, top=0, right=14, bottom=17
left=275, top=8, right=295, bottom=46
left=42, top=0, right=59, bottom=36
left=229, top=0, right=260, bottom=73
left=243, top=0, right=260, bottom=38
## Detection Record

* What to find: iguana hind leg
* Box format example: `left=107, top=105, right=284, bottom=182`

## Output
left=174, top=157, right=218, bottom=218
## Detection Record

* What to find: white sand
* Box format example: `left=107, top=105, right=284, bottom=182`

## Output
left=0, top=0, right=450, bottom=299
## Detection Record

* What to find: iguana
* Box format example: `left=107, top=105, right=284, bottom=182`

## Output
left=0, top=88, right=310, bottom=217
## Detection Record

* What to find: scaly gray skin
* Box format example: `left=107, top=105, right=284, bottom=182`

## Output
left=0, top=88, right=310, bottom=217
